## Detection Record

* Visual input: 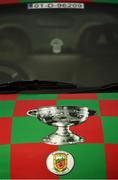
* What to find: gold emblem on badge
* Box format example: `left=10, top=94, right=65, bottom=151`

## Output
left=53, top=153, right=67, bottom=172
left=46, top=151, right=74, bottom=175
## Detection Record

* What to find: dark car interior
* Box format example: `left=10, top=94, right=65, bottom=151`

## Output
left=0, top=4, right=118, bottom=87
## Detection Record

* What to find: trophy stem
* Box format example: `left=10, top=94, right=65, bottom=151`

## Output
left=56, top=126, right=71, bottom=136
left=43, top=125, right=84, bottom=145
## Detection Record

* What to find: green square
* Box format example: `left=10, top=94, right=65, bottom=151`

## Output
left=17, top=94, right=57, bottom=100
left=97, top=93, right=118, bottom=100
left=102, top=117, right=118, bottom=144
left=93, top=0, right=118, bottom=3
left=59, top=144, right=106, bottom=179
left=0, top=145, right=10, bottom=179
left=57, top=100, right=100, bottom=115
left=0, top=101, right=15, bottom=117
left=11, top=116, right=56, bottom=144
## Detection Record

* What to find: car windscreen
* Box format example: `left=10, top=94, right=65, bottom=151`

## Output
left=0, top=3, right=118, bottom=88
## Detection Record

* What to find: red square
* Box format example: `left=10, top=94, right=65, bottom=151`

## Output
left=0, top=118, right=12, bottom=144
left=0, top=0, right=19, bottom=4
left=58, top=93, right=97, bottom=100
left=105, top=144, right=118, bottom=179
left=100, top=100, right=118, bottom=116
left=14, top=100, right=56, bottom=116
left=70, top=116, right=104, bottom=143
left=0, top=94, right=17, bottom=100
left=11, top=143, right=58, bottom=179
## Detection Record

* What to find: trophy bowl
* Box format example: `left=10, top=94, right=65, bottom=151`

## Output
left=27, top=106, right=96, bottom=145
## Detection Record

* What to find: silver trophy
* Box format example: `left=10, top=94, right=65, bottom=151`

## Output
left=27, top=106, right=96, bottom=145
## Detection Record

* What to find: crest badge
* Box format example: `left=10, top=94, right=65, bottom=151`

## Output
left=46, top=151, right=74, bottom=175
left=53, top=153, right=67, bottom=172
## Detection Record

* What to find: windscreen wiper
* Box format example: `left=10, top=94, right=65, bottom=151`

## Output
left=0, top=80, right=118, bottom=94
left=0, top=80, right=78, bottom=93
left=100, top=82, right=118, bottom=91
left=74, top=82, right=118, bottom=93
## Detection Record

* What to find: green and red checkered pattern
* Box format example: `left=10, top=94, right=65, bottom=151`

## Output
left=0, top=93, right=118, bottom=179
left=0, top=0, right=118, bottom=5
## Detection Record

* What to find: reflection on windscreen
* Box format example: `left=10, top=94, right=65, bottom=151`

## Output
left=0, top=4, right=118, bottom=87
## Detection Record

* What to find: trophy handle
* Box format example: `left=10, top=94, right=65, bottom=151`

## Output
left=27, top=109, right=38, bottom=117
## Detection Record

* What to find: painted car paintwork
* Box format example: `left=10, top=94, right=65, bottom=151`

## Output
left=0, top=93, right=118, bottom=179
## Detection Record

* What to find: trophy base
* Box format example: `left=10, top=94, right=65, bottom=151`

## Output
left=43, top=133, right=84, bottom=145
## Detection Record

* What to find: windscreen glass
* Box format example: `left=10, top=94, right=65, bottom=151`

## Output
left=0, top=3, right=118, bottom=87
